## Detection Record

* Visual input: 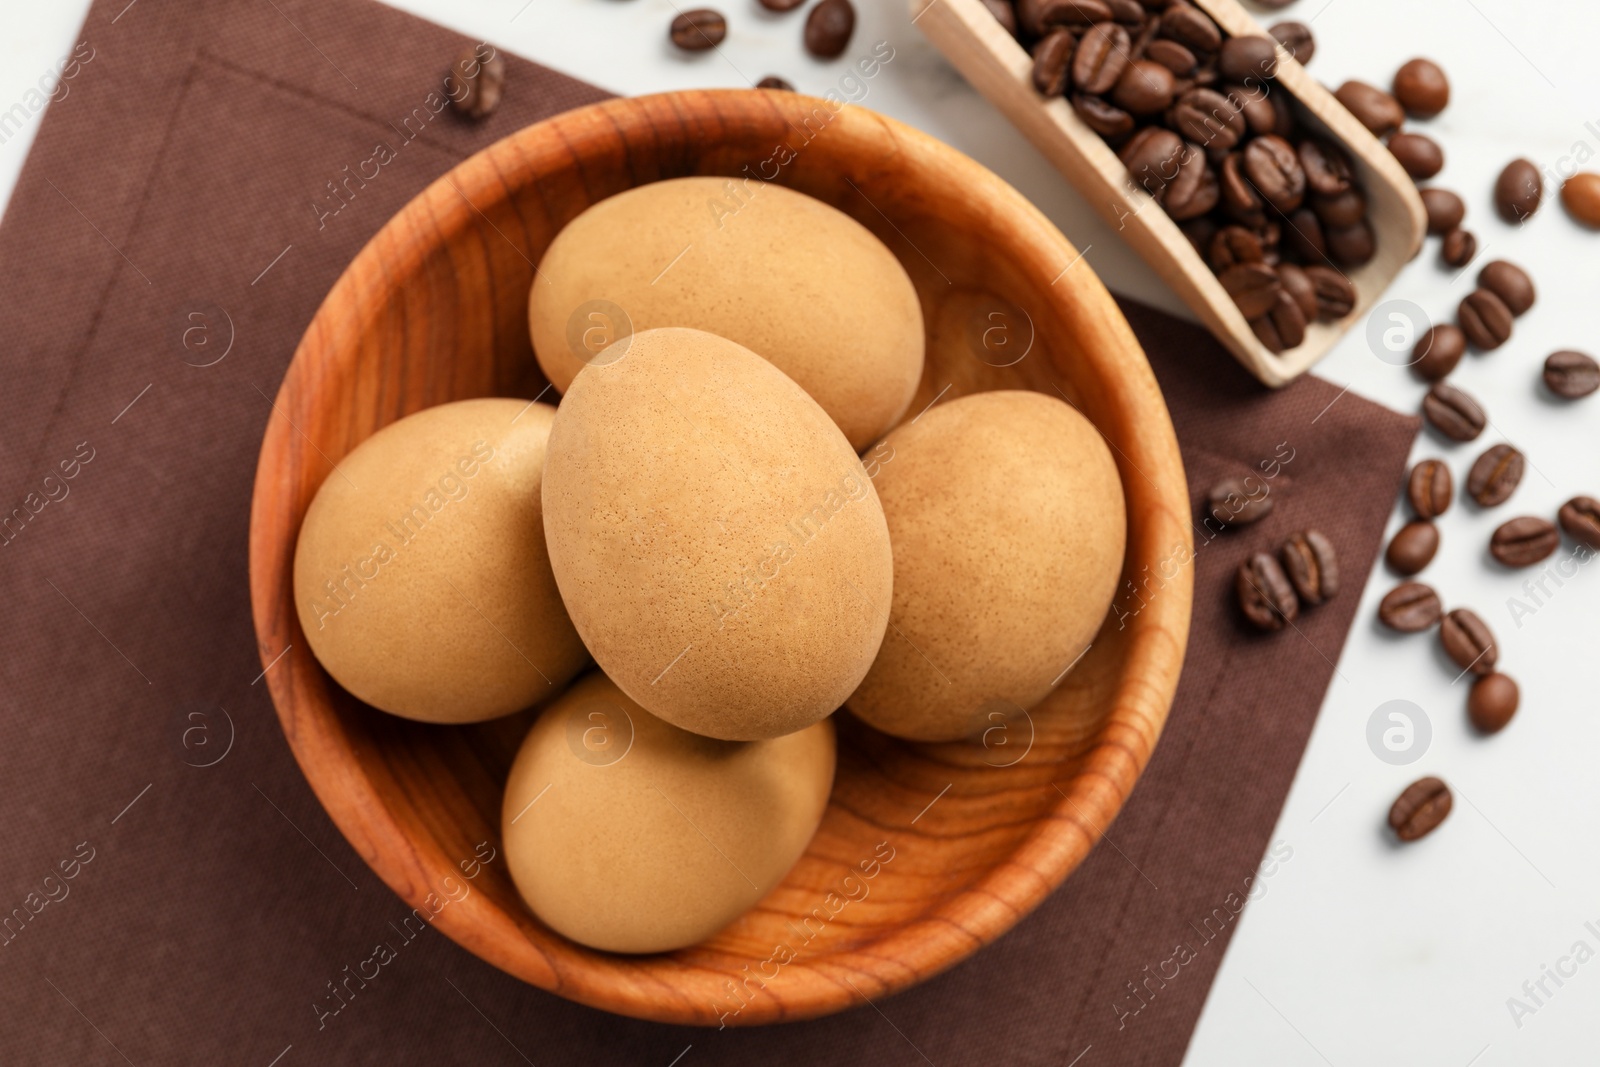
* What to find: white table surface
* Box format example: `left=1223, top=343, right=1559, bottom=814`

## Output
left=6, top=1, right=1599, bottom=1062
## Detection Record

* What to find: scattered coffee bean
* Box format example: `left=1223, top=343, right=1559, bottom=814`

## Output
left=1476, top=260, right=1535, bottom=316
left=1458, top=288, right=1513, bottom=351
left=1388, top=132, right=1444, bottom=181
left=1490, top=516, right=1559, bottom=568
left=1440, top=228, right=1477, bottom=268
left=1562, top=172, right=1600, bottom=228
left=1544, top=350, right=1600, bottom=399
left=1494, top=158, right=1542, bottom=223
left=1334, top=80, right=1404, bottom=136
left=1422, top=381, right=1486, bottom=442
left=1391, top=57, right=1449, bottom=118
left=1412, top=323, right=1465, bottom=381
left=1386, top=519, right=1439, bottom=576
left=1208, top=476, right=1273, bottom=526
left=1236, top=551, right=1299, bottom=631
left=977, top=0, right=1017, bottom=33
left=670, top=8, right=727, bottom=50
left=1558, top=495, right=1600, bottom=548
left=804, top=0, right=855, bottom=58
left=1268, top=21, right=1313, bottom=64
left=1440, top=607, right=1497, bottom=675
left=756, top=75, right=796, bottom=90
left=1420, top=188, right=1465, bottom=235
left=1220, top=262, right=1282, bottom=320
left=1389, top=776, right=1451, bottom=841
left=449, top=46, right=506, bottom=120
left=1280, top=529, right=1338, bottom=605
left=1407, top=458, right=1454, bottom=519
left=1032, top=30, right=1074, bottom=97
left=1303, top=265, right=1355, bottom=319
left=1378, top=581, right=1442, bottom=632
left=1466, top=444, right=1524, bottom=507
left=1468, top=672, right=1519, bottom=734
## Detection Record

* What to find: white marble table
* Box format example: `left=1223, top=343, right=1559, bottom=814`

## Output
left=6, top=0, right=1598, bottom=1061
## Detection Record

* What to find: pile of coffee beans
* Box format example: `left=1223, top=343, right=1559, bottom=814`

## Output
left=978, top=0, right=1365, bottom=354
left=670, top=0, right=856, bottom=64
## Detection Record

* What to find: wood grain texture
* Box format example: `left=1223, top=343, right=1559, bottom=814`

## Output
left=247, top=90, right=1192, bottom=1025
left=910, top=0, right=1428, bottom=387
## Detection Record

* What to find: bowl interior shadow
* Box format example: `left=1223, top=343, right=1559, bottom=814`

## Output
left=249, top=89, right=1192, bottom=1026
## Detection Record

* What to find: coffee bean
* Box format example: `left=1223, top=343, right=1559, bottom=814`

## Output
left=1070, top=23, right=1130, bottom=94
left=1562, top=172, right=1600, bottom=228
left=1490, top=516, right=1559, bottom=568
left=1218, top=35, right=1277, bottom=82
left=1169, top=87, right=1245, bottom=150
left=1334, top=80, right=1403, bottom=136
left=1440, top=228, right=1477, bottom=268
left=1028, top=0, right=1110, bottom=28
left=1389, top=777, right=1451, bottom=842
left=1268, top=21, right=1313, bottom=64
left=1105, top=0, right=1143, bottom=25
left=1407, top=458, right=1454, bottom=519
left=977, top=0, right=1016, bottom=32
left=1250, top=289, right=1307, bottom=352
left=1179, top=216, right=1218, bottom=259
left=1476, top=260, right=1535, bottom=316
left=1219, top=154, right=1265, bottom=228
left=1387, top=132, right=1444, bottom=181
left=1392, top=57, right=1449, bottom=118
left=1120, top=126, right=1186, bottom=196
left=1033, top=30, right=1075, bottom=96
left=1283, top=207, right=1327, bottom=262
left=1112, top=60, right=1177, bottom=116
left=1280, top=529, right=1338, bottom=605
left=1236, top=552, right=1299, bottom=631
left=1231, top=83, right=1279, bottom=137
left=1558, top=495, right=1600, bottom=549
left=1494, top=158, right=1542, bottom=223
left=1440, top=607, right=1497, bottom=675
left=1237, top=136, right=1302, bottom=214
left=1163, top=144, right=1219, bottom=220
left=1146, top=39, right=1198, bottom=77
left=1207, top=475, right=1273, bottom=526
left=1325, top=218, right=1375, bottom=267
left=1420, top=188, right=1465, bottom=235
left=1544, top=350, right=1600, bottom=399
left=1466, top=444, right=1523, bottom=508
left=1253, top=0, right=1295, bottom=8
left=1378, top=581, right=1442, bottom=632
left=1209, top=227, right=1264, bottom=273
left=1412, top=324, right=1465, bottom=381
left=805, top=0, right=856, bottom=57
left=1160, top=5, right=1221, bottom=53
left=1278, top=263, right=1318, bottom=321
left=1423, top=381, right=1486, bottom=442
left=1303, top=265, right=1355, bottom=320
left=756, top=75, right=796, bottom=90
left=1220, top=262, right=1282, bottom=320
left=1073, top=93, right=1136, bottom=138
left=449, top=47, right=506, bottom=119
left=1468, top=672, right=1518, bottom=734
left=1298, top=138, right=1352, bottom=197
left=1310, top=188, right=1366, bottom=228
left=1386, top=519, right=1439, bottom=576
left=1458, top=288, right=1513, bottom=351
left=670, top=8, right=727, bottom=50
left=761, top=0, right=807, bottom=9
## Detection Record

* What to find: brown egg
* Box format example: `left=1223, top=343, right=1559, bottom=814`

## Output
left=293, top=399, right=588, bottom=723
left=846, top=391, right=1126, bottom=741
left=501, top=672, right=836, bottom=954
left=542, top=327, right=892, bottom=741
left=527, top=176, right=924, bottom=450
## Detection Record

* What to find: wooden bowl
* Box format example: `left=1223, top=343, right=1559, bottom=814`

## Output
left=911, top=0, right=1428, bottom=387
left=248, top=90, right=1192, bottom=1025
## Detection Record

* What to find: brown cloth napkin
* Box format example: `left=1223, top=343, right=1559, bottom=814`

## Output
left=0, top=0, right=1418, bottom=1063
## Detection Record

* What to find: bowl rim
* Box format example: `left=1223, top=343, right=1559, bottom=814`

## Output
left=248, top=88, right=1194, bottom=1025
